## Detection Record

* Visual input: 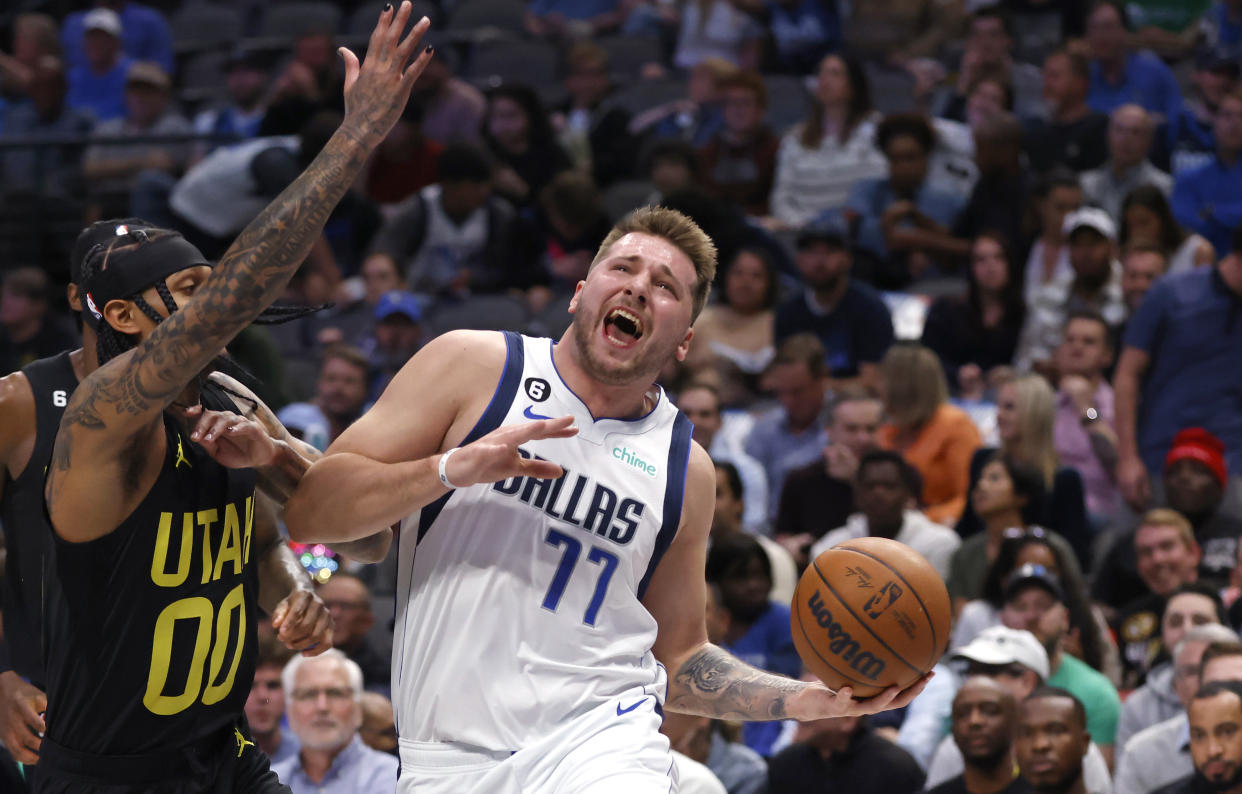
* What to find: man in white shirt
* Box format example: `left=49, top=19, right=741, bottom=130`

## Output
left=809, top=450, right=960, bottom=578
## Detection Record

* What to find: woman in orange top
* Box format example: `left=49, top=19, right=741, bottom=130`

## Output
left=877, top=343, right=981, bottom=524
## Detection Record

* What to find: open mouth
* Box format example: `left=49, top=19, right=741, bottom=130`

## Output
left=603, top=307, right=644, bottom=347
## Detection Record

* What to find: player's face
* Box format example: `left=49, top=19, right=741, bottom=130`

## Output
left=289, top=660, right=362, bottom=752
left=1015, top=697, right=1089, bottom=790
left=124, top=266, right=213, bottom=341
left=568, top=233, right=697, bottom=387
left=1135, top=524, right=1199, bottom=596
left=245, top=665, right=286, bottom=735
left=1191, top=692, right=1242, bottom=790
left=951, top=678, right=1015, bottom=766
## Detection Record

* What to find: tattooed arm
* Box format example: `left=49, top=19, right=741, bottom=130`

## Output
left=646, top=443, right=931, bottom=721
left=46, top=3, right=436, bottom=543
left=252, top=493, right=334, bottom=656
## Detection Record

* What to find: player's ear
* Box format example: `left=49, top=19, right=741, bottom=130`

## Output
left=67, top=283, right=82, bottom=312
left=567, top=281, right=585, bottom=314
left=674, top=327, right=694, bottom=362
left=103, top=298, right=144, bottom=335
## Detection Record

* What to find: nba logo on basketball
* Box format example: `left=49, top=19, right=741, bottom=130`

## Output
left=863, top=581, right=903, bottom=620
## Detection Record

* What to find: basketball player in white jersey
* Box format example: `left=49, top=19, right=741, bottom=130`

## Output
left=285, top=207, right=931, bottom=792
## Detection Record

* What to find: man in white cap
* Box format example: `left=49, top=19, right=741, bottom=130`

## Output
left=65, top=7, right=132, bottom=122
left=1015, top=206, right=1127, bottom=374
left=923, top=626, right=1115, bottom=794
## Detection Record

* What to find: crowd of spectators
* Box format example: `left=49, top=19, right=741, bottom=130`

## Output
left=7, top=0, right=1242, bottom=792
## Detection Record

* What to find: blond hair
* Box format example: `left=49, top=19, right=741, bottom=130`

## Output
left=592, top=206, right=717, bottom=321
left=1004, top=374, right=1058, bottom=485
left=1139, top=508, right=1195, bottom=548
left=880, top=344, right=947, bottom=431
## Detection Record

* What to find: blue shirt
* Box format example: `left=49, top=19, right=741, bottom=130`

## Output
left=272, top=736, right=398, bottom=794
left=1203, top=2, right=1242, bottom=60
left=269, top=731, right=300, bottom=767
left=62, top=2, right=174, bottom=74
left=846, top=178, right=966, bottom=262
left=1123, top=266, right=1242, bottom=474
left=528, top=0, right=619, bottom=19
left=745, top=406, right=829, bottom=521
left=767, top=0, right=840, bottom=73
left=774, top=285, right=895, bottom=378
left=725, top=601, right=800, bottom=757
left=1088, top=52, right=1183, bottom=122
left=1161, top=107, right=1217, bottom=177
left=1171, top=154, right=1242, bottom=256
left=66, top=56, right=134, bottom=122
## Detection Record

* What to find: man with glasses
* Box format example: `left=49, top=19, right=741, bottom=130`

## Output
left=272, top=649, right=398, bottom=793
left=1114, top=626, right=1240, bottom=791
left=316, top=574, right=389, bottom=695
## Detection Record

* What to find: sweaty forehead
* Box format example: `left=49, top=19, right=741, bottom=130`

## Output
left=601, top=233, right=697, bottom=282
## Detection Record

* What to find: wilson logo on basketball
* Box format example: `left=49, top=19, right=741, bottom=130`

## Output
left=806, top=590, right=887, bottom=681
left=863, top=580, right=903, bottom=620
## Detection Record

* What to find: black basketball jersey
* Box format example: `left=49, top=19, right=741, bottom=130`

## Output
left=42, top=386, right=259, bottom=756
left=0, top=350, right=78, bottom=685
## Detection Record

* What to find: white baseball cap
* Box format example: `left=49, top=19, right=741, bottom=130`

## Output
left=84, top=8, right=122, bottom=37
left=951, top=625, right=1050, bottom=681
left=1062, top=206, right=1117, bottom=242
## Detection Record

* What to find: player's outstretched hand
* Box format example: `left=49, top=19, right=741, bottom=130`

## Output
left=0, top=670, right=46, bottom=765
left=443, top=415, right=578, bottom=488
left=787, top=672, right=934, bottom=721
left=272, top=589, right=335, bottom=657
left=185, top=406, right=278, bottom=470
left=340, top=1, right=435, bottom=146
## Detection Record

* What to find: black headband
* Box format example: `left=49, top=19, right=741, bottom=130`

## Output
left=82, top=233, right=211, bottom=327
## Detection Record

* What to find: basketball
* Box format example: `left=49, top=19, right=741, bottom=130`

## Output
left=791, top=537, right=952, bottom=698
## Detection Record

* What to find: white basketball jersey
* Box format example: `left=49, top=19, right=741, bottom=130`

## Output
left=392, top=332, right=693, bottom=750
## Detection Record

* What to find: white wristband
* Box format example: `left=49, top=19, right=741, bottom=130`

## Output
left=438, top=447, right=463, bottom=489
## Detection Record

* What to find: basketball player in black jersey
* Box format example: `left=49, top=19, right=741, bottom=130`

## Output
left=0, top=221, right=383, bottom=778
left=33, top=8, right=431, bottom=790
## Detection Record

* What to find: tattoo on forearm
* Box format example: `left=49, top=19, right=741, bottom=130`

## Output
left=48, top=126, right=371, bottom=502
left=667, top=645, right=806, bottom=721
left=257, top=444, right=311, bottom=505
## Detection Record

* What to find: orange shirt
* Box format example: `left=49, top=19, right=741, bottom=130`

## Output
left=878, top=403, right=981, bottom=525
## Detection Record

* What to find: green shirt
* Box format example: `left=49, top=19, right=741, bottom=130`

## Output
left=1049, top=652, right=1122, bottom=746
left=1126, top=0, right=1212, bottom=31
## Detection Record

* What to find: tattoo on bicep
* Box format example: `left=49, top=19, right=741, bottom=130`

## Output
left=668, top=645, right=804, bottom=721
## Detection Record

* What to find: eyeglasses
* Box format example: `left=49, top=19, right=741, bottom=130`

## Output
left=290, top=687, right=355, bottom=703
left=1002, top=526, right=1046, bottom=540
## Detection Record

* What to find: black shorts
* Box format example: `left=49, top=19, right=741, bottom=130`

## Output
left=32, top=722, right=290, bottom=794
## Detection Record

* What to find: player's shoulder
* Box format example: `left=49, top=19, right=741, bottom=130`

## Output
left=381, top=330, right=512, bottom=406
left=680, top=440, right=717, bottom=518
left=0, top=370, right=36, bottom=456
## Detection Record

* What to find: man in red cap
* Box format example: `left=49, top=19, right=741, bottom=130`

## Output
left=1094, top=427, right=1242, bottom=610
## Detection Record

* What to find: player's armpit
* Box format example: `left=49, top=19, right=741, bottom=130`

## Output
left=285, top=330, right=506, bottom=541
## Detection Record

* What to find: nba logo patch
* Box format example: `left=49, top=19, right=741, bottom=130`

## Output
left=86, top=292, right=103, bottom=320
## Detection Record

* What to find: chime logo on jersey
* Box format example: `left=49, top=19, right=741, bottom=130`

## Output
left=492, top=448, right=645, bottom=546
left=612, top=445, right=658, bottom=477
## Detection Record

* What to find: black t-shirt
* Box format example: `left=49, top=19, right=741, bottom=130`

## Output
left=920, top=297, right=1024, bottom=391
left=775, top=460, right=854, bottom=543
left=1115, top=591, right=1166, bottom=689
left=1092, top=512, right=1242, bottom=608
left=773, top=285, right=895, bottom=379
left=1024, top=112, right=1110, bottom=173
left=926, top=773, right=1034, bottom=794
left=768, top=728, right=924, bottom=794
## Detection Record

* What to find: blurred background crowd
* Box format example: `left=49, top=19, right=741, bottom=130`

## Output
left=5, top=0, right=1242, bottom=792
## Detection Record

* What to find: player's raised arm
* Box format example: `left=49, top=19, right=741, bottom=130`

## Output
left=646, top=443, right=932, bottom=722
left=285, top=330, right=576, bottom=542
left=46, top=3, right=435, bottom=541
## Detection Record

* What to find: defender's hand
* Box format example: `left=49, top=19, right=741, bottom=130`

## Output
left=272, top=589, right=335, bottom=657
left=443, top=416, right=578, bottom=488
left=0, top=671, right=45, bottom=765
left=340, top=1, right=435, bottom=145
left=189, top=409, right=278, bottom=469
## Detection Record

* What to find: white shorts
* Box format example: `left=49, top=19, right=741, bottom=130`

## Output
left=397, top=694, right=678, bottom=794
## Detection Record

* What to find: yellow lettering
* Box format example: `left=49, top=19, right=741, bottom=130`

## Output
left=242, top=496, right=254, bottom=564
left=213, top=504, right=242, bottom=581
left=197, top=509, right=218, bottom=585
left=143, top=596, right=212, bottom=715
left=151, top=513, right=193, bottom=588
left=202, top=584, right=246, bottom=705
